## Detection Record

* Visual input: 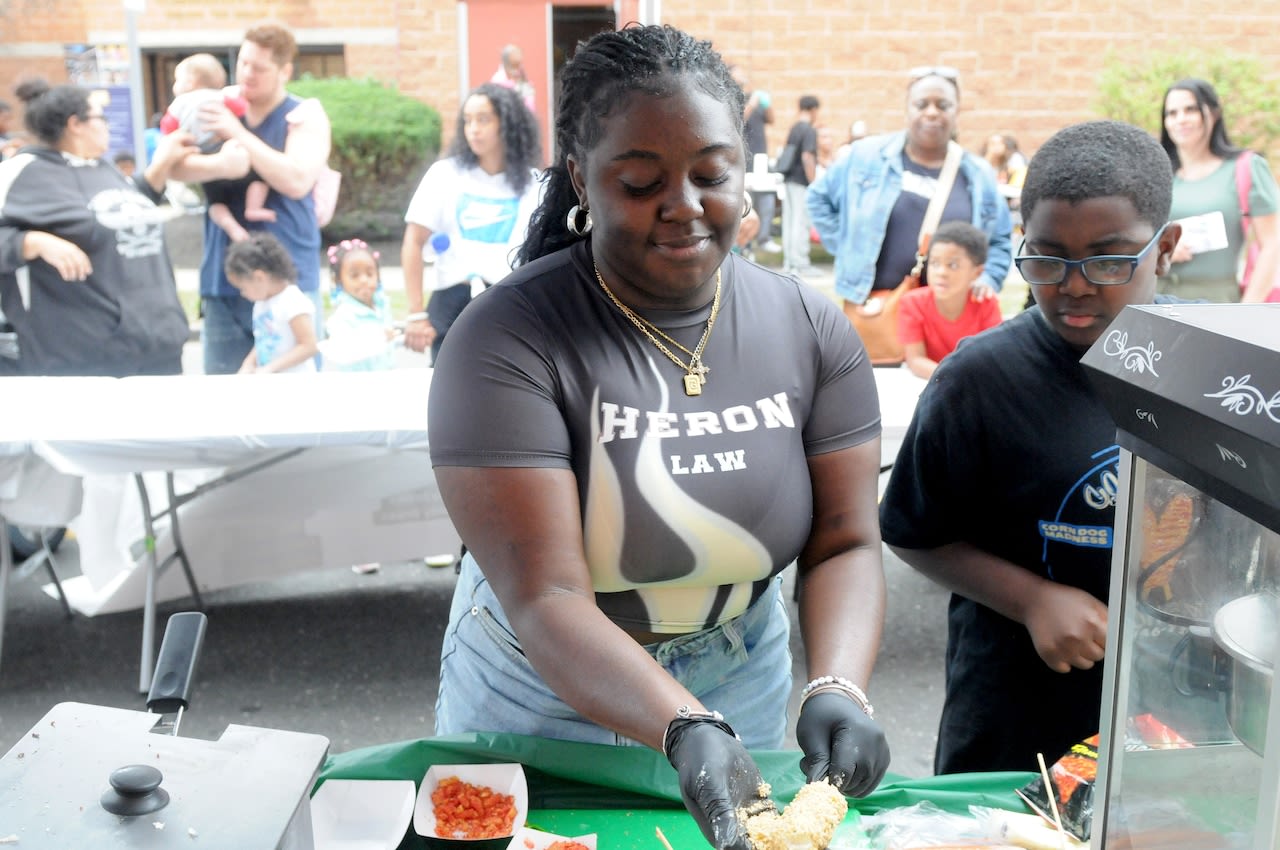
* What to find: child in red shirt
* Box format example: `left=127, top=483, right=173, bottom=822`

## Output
left=899, top=220, right=1003, bottom=379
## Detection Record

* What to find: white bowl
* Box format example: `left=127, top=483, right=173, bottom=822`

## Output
left=511, top=826, right=597, bottom=850
left=310, top=779, right=417, bottom=850
left=413, top=763, right=529, bottom=841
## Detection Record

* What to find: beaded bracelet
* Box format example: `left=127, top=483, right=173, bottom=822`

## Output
left=799, top=675, right=875, bottom=718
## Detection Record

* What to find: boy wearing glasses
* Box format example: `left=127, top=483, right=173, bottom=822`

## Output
left=879, top=120, right=1182, bottom=775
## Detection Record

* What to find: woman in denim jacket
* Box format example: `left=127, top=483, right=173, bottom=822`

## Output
left=807, top=70, right=1012, bottom=311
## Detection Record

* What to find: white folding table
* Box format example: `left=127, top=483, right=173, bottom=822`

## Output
left=0, top=370, right=457, bottom=692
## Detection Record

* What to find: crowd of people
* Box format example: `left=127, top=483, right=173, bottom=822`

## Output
left=1, top=18, right=1276, bottom=849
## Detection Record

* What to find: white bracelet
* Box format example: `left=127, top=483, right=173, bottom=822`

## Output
left=405, top=311, right=429, bottom=322
left=799, top=675, right=875, bottom=718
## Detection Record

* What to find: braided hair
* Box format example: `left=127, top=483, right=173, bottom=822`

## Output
left=449, top=82, right=542, bottom=195
left=516, top=24, right=745, bottom=265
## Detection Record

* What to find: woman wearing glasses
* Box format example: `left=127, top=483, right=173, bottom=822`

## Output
left=807, top=67, right=1011, bottom=362
left=0, top=78, right=197, bottom=376
left=1161, top=77, right=1280, bottom=303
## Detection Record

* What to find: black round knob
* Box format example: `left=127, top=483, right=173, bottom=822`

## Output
left=101, top=764, right=170, bottom=816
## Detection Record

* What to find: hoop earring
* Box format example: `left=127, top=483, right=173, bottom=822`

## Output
left=742, top=192, right=753, bottom=219
left=566, top=204, right=593, bottom=236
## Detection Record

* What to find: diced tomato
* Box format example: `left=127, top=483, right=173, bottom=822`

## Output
left=431, top=776, right=517, bottom=839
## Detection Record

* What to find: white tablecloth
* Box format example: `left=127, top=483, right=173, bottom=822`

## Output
left=1, top=371, right=458, bottom=616
left=1, top=367, right=924, bottom=616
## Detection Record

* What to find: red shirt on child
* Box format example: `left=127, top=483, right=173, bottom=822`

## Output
left=897, top=286, right=1002, bottom=364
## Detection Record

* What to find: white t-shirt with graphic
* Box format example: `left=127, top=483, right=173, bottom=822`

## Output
left=403, top=157, right=541, bottom=290
left=252, top=284, right=316, bottom=373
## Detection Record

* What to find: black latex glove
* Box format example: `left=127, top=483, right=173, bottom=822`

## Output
left=795, top=691, right=890, bottom=797
left=665, top=718, right=774, bottom=850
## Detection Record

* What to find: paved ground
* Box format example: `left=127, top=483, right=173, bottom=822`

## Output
left=0, top=214, right=951, bottom=779
left=0, top=534, right=949, bottom=778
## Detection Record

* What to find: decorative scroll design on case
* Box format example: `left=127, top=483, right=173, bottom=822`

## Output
left=1216, top=445, right=1247, bottom=469
left=1102, top=330, right=1161, bottom=376
left=1204, top=374, right=1280, bottom=423
left=1136, top=409, right=1159, bottom=429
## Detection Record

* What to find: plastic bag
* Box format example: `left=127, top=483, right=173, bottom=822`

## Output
left=859, top=800, right=1013, bottom=848
left=972, top=806, right=1087, bottom=850
left=1014, top=735, right=1097, bottom=842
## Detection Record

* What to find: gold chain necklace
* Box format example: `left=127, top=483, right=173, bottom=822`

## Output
left=593, top=263, right=721, bottom=397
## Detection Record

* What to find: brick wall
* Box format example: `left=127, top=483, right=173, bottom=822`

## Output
left=0, top=0, right=89, bottom=94
left=4, top=0, right=1280, bottom=165
left=665, top=1, right=1280, bottom=162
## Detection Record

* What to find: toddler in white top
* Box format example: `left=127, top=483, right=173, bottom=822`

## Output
left=224, top=233, right=317, bottom=373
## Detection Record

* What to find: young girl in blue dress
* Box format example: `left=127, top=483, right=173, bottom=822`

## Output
left=323, top=239, right=398, bottom=371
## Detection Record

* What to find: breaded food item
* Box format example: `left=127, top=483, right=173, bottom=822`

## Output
left=743, top=779, right=848, bottom=850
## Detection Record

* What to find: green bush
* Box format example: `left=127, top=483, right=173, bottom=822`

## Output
left=1095, top=46, right=1280, bottom=160
left=288, top=76, right=442, bottom=240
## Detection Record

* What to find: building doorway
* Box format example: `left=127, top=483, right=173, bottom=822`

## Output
left=550, top=5, right=614, bottom=78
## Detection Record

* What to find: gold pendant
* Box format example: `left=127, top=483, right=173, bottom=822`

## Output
left=683, top=373, right=703, bottom=396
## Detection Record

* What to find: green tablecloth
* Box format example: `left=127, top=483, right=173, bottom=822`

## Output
left=318, top=733, right=1038, bottom=849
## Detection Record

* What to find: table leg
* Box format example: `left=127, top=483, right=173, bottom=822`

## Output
left=0, top=519, right=11, bottom=670
left=164, top=473, right=203, bottom=610
left=134, top=473, right=158, bottom=694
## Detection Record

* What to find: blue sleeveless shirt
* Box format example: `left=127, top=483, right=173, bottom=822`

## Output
left=199, top=94, right=321, bottom=296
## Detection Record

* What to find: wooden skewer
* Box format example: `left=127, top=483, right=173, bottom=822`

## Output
left=1036, top=751, right=1069, bottom=850
left=655, top=826, right=676, bottom=850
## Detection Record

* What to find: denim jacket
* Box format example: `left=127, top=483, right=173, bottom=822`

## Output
left=807, top=131, right=1013, bottom=305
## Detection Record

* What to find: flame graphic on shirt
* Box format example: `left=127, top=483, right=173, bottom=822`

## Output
left=583, top=357, right=771, bottom=631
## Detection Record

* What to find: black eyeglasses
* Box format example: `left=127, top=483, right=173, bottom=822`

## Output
left=1015, top=226, right=1168, bottom=286
left=84, top=113, right=108, bottom=124
left=908, top=65, right=959, bottom=82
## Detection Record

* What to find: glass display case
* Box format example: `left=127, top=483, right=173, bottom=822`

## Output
left=1082, top=303, right=1280, bottom=850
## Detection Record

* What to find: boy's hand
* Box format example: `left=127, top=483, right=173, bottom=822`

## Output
left=1024, top=583, right=1107, bottom=673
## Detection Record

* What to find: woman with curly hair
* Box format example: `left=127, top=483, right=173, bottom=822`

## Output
left=400, top=82, right=542, bottom=359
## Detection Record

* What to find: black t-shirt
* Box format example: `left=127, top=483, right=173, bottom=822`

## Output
left=783, top=121, right=818, bottom=186
left=872, top=152, right=973, bottom=290
left=880, top=308, right=1116, bottom=773
left=430, top=241, right=881, bottom=635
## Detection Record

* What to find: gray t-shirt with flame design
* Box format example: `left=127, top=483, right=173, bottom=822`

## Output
left=429, top=241, right=880, bottom=634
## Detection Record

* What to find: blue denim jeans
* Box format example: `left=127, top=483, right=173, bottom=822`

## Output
left=436, top=553, right=792, bottom=748
left=202, top=290, right=326, bottom=374
left=201, top=294, right=254, bottom=375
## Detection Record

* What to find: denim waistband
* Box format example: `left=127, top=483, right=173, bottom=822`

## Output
left=460, top=554, right=781, bottom=663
